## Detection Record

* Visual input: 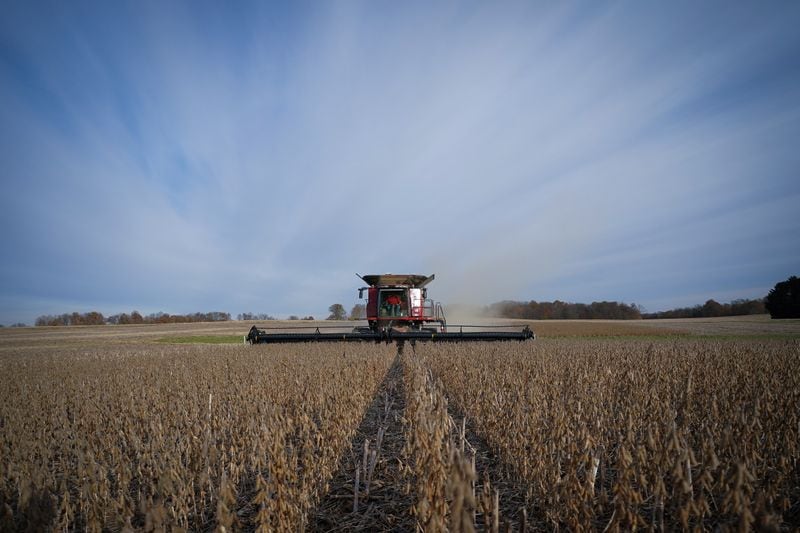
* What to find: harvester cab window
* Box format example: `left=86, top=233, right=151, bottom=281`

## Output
left=381, top=290, right=405, bottom=317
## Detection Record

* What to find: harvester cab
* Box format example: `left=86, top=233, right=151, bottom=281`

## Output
left=357, top=273, right=445, bottom=334
left=246, top=273, right=534, bottom=344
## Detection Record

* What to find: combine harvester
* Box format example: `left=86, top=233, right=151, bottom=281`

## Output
left=246, top=274, right=534, bottom=344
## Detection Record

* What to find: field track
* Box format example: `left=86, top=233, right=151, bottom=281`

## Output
left=1, top=316, right=799, bottom=530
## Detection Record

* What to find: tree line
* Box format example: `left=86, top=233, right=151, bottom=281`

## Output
left=237, top=313, right=276, bottom=321
left=238, top=313, right=317, bottom=321
left=35, top=311, right=232, bottom=326
left=33, top=310, right=323, bottom=326
left=641, top=298, right=765, bottom=319
left=486, top=297, right=769, bottom=320
left=486, top=300, right=643, bottom=320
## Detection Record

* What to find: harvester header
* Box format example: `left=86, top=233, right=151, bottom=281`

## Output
left=246, top=273, right=534, bottom=344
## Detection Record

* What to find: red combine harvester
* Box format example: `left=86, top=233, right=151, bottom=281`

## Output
left=246, top=273, right=534, bottom=344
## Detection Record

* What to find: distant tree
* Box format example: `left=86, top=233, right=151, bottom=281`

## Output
left=10, top=323, right=27, bottom=328
left=327, top=304, right=347, bottom=320
left=35, top=314, right=68, bottom=326
left=349, top=304, right=366, bottom=320
left=303, top=316, right=315, bottom=321
left=155, top=312, right=170, bottom=324
left=239, top=313, right=274, bottom=321
left=288, top=315, right=299, bottom=320
left=728, top=299, right=763, bottom=315
left=130, top=311, right=144, bottom=324
left=701, top=299, right=724, bottom=317
left=765, top=276, right=800, bottom=319
left=84, top=311, right=105, bottom=325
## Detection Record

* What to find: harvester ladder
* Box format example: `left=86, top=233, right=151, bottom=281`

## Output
left=435, top=302, right=446, bottom=328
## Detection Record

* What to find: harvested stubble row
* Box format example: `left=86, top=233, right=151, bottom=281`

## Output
left=0, top=343, right=394, bottom=531
left=312, top=355, right=416, bottom=532
left=418, top=338, right=800, bottom=531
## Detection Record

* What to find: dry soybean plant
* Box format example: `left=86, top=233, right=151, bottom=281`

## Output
left=418, top=338, right=800, bottom=531
left=0, top=342, right=394, bottom=531
left=401, top=350, right=501, bottom=532
left=2, top=335, right=797, bottom=532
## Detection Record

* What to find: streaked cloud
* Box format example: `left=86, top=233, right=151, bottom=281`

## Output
left=1, top=1, right=799, bottom=323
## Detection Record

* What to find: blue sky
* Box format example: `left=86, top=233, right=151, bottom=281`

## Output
left=1, top=1, right=799, bottom=324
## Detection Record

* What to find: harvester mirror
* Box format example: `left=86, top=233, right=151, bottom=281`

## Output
left=422, top=288, right=427, bottom=299
left=358, top=288, right=365, bottom=299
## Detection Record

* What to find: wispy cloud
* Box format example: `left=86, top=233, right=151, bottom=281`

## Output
left=1, top=2, right=799, bottom=323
